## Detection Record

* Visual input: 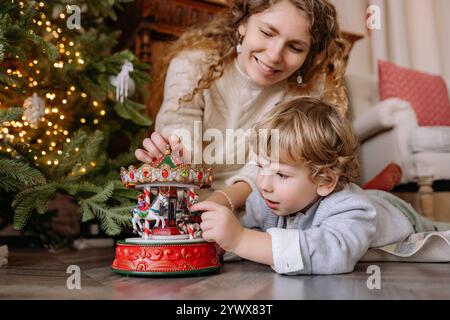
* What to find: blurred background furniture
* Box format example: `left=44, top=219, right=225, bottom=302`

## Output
left=347, top=73, right=450, bottom=221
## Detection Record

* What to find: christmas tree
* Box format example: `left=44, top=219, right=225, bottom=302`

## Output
left=0, top=0, right=151, bottom=243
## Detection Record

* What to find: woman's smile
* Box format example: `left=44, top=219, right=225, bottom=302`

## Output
left=253, top=56, right=281, bottom=77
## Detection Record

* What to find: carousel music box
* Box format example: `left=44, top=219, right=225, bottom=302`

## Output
left=111, top=145, right=221, bottom=276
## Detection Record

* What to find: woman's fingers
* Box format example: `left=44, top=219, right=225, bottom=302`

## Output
left=151, top=132, right=169, bottom=152
left=135, top=148, right=154, bottom=163
left=143, top=137, right=163, bottom=159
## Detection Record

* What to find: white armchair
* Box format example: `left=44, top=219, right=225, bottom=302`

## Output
left=346, top=73, right=450, bottom=219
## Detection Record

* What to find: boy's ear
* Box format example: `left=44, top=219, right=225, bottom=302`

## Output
left=316, top=171, right=339, bottom=197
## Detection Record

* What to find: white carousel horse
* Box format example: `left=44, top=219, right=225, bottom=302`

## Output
left=142, top=191, right=168, bottom=239
left=130, top=188, right=168, bottom=239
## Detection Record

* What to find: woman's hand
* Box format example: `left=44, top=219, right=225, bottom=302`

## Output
left=191, top=201, right=244, bottom=252
left=135, top=132, right=190, bottom=163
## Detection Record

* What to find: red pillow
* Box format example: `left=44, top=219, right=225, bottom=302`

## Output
left=378, top=60, right=450, bottom=126
left=362, top=163, right=402, bottom=192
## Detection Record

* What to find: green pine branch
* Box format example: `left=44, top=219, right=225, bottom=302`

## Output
left=0, top=158, right=46, bottom=192
left=12, top=183, right=57, bottom=230
left=0, top=107, right=24, bottom=123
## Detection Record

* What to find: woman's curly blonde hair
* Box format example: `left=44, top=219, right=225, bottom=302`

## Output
left=149, top=0, right=349, bottom=117
left=256, top=97, right=360, bottom=191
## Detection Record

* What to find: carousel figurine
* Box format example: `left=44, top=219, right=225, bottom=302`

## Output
left=112, top=145, right=220, bottom=276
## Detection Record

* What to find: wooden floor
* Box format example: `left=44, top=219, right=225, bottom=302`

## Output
left=1, top=247, right=450, bottom=300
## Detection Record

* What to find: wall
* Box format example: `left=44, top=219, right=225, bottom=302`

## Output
left=331, top=0, right=373, bottom=75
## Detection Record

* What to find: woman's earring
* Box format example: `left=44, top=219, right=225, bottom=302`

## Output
left=296, top=72, right=303, bottom=85
left=236, top=43, right=242, bottom=54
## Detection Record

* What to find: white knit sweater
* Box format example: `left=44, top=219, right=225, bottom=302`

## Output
left=155, top=50, right=290, bottom=198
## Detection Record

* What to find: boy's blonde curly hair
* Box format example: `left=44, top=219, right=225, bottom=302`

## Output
left=256, top=97, right=360, bottom=191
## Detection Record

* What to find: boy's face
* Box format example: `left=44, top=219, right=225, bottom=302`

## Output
left=255, top=159, right=320, bottom=216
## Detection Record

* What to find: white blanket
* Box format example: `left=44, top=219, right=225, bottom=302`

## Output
left=361, top=230, right=450, bottom=262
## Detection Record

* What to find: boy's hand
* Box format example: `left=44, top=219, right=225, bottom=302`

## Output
left=190, top=201, right=244, bottom=252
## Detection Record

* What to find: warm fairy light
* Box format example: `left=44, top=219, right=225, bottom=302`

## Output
left=75, top=52, right=80, bottom=57
left=41, top=151, right=46, bottom=155
left=59, top=44, right=64, bottom=49
left=33, top=81, right=38, bottom=86
left=34, top=156, right=38, bottom=160
left=53, top=130, right=58, bottom=135
left=53, top=124, right=58, bottom=129
left=75, top=148, right=79, bottom=152
left=78, top=59, right=84, bottom=64
left=47, top=160, right=52, bottom=165
left=6, top=148, right=11, bottom=152
left=51, top=142, right=56, bottom=147
left=69, top=42, right=74, bottom=47
left=80, top=167, right=86, bottom=173
left=57, top=150, right=62, bottom=155
left=70, top=86, right=76, bottom=91
left=46, top=93, right=56, bottom=100
left=90, top=162, right=96, bottom=167
left=62, top=99, right=67, bottom=104
left=37, top=21, right=42, bottom=26
left=65, top=51, right=71, bottom=56
left=35, top=70, right=40, bottom=74
left=46, top=131, right=50, bottom=135
left=57, top=28, right=62, bottom=34
left=6, top=69, right=11, bottom=74
left=81, top=93, right=87, bottom=98
left=93, top=119, right=99, bottom=124
left=60, top=13, right=66, bottom=19
left=53, top=160, right=59, bottom=165
left=54, top=61, right=64, bottom=68
left=37, top=139, right=42, bottom=143
left=80, top=118, right=86, bottom=124
left=46, top=27, right=52, bottom=32
left=33, top=60, right=38, bottom=64
left=39, top=2, right=44, bottom=7
left=28, top=62, right=34, bottom=67
left=45, top=108, right=50, bottom=114
left=52, top=108, right=58, bottom=113
left=60, top=115, right=65, bottom=120
left=46, top=21, right=51, bottom=26
left=100, top=110, right=106, bottom=116
left=49, top=147, right=53, bottom=151
left=63, top=130, right=68, bottom=135
left=66, top=138, right=71, bottom=143
left=47, top=122, right=52, bottom=126
left=93, top=101, right=98, bottom=107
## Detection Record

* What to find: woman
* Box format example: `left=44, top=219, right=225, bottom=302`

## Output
left=135, top=0, right=349, bottom=213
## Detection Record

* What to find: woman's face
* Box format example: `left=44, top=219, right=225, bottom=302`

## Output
left=237, top=0, right=311, bottom=87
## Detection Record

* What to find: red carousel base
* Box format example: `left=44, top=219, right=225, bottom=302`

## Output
left=111, top=238, right=221, bottom=276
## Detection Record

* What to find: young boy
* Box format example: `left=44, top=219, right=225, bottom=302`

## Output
left=191, top=97, right=448, bottom=275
